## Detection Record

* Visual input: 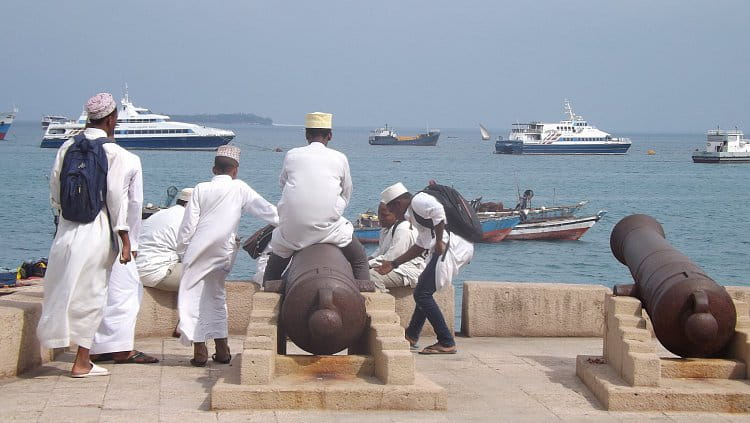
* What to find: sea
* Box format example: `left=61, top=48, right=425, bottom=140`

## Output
left=2, top=122, right=749, bottom=324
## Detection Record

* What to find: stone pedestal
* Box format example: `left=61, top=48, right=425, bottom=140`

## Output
left=576, top=295, right=750, bottom=412
left=211, top=291, right=446, bottom=410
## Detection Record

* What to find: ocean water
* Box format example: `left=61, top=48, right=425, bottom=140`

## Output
left=2, top=122, right=749, bottom=319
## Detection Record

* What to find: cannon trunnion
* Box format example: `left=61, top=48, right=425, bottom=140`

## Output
left=610, top=214, right=736, bottom=358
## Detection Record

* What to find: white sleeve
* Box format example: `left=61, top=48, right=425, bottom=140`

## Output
left=382, top=222, right=416, bottom=261
left=127, top=157, right=144, bottom=250
left=175, top=186, right=200, bottom=259
left=340, top=154, right=352, bottom=206
left=105, top=146, right=130, bottom=232
left=241, top=182, right=279, bottom=226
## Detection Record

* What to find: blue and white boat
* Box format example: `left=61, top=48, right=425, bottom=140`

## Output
left=495, top=100, right=631, bottom=155
left=40, top=91, right=234, bottom=150
left=0, top=108, right=17, bottom=141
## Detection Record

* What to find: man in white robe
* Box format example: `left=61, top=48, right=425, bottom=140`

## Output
left=90, top=151, right=159, bottom=364
left=177, top=146, right=278, bottom=366
left=37, top=93, right=132, bottom=377
left=136, top=188, right=193, bottom=292
left=368, top=201, right=424, bottom=292
left=375, top=182, right=474, bottom=355
left=264, top=112, right=369, bottom=284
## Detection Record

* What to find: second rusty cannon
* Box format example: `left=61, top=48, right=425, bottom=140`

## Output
left=610, top=214, right=737, bottom=358
left=263, top=243, right=374, bottom=355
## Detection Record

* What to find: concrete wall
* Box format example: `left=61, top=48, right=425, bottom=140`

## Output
left=461, top=282, right=610, bottom=337
left=0, top=286, right=55, bottom=378
left=388, top=285, right=455, bottom=338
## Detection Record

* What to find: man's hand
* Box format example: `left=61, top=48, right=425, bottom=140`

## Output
left=374, top=261, right=393, bottom=275
left=435, top=239, right=446, bottom=256
left=118, top=230, right=132, bottom=264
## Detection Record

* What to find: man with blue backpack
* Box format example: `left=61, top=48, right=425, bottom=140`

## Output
left=37, top=93, right=133, bottom=378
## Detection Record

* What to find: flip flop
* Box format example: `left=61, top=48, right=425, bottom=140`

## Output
left=71, top=362, right=110, bottom=378
left=189, top=358, right=207, bottom=367
left=114, top=351, right=160, bottom=364
left=419, top=343, right=457, bottom=355
left=405, top=335, right=419, bottom=351
left=212, top=353, right=232, bottom=364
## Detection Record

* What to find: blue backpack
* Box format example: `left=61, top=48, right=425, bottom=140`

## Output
left=59, top=134, right=109, bottom=223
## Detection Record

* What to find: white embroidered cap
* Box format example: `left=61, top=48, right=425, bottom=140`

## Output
left=216, top=145, right=241, bottom=164
left=381, top=182, right=409, bottom=204
left=305, top=112, right=333, bottom=129
left=177, top=188, right=194, bottom=202
left=86, top=92, right=117, bottom=120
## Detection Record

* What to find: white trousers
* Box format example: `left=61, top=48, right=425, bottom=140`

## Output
left=90, top=260, right=143, bottom=354
left=178, top=267, right=228, bottom=346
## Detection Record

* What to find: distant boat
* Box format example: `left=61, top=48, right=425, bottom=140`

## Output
left=479, top=124, right=490, bottom=140
left=353, top=211, right=381, bottom=244
left=368, top=124, right=440, bottom=146
left=505, top=211, right=606, bottom=241
left=0, top=108, right=17, bottom=140
left=479, top=215, right=521, bottom=243
left=495, top=100, right=631, bottom=155
left=692, top=127, right=750, bottom=163
left=41, top=115, right=71, bottom=130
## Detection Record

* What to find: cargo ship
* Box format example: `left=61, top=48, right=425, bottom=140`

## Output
left=0, top=108, right=17, bottom=140
left=368, top=125, right=440, bottom=146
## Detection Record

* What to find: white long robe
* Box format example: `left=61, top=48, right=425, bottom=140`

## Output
left=90, top=151, right=143, bottom=354
left=369, top=221, right=424, bottom=288
left=176, top=175, right=278, bottom=345
left=406, top=192, right=474, bottom=291
left=37, top=128, right=130, bottom=349
left=269, top=142, right=354, bottom=258
left=136, top=205, right=186, bottom=287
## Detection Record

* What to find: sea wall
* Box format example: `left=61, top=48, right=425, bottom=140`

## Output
left=0, top=286, right=55, bottom=378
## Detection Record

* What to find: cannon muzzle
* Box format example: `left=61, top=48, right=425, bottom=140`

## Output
left=610, top=214, right=736, bottom=358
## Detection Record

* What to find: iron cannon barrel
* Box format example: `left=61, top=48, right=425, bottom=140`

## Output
left=610, top=214, right=736, bottom=358
left=280, top=243, right=368, bottom=355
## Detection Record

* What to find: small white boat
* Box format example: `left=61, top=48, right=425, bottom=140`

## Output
left=479, top=123, right=490, bottom=140
left=505, top=211, right=607, bottom=241
left=692, top=128, right=750, bottom=163
left=41, top=115, right=71, bottom=129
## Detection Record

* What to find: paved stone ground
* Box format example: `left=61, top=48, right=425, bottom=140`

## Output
left=1, top=336, right=749, bottom=422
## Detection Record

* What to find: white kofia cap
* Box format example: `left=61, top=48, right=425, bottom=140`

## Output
left=216, top=145, right=241, bottom=163
left=381, top=182, right=408, bottom=204
left=85, top=92, right=117, bottom=120
left=177, top=188, right=194, bottom=202
left=305, top=112, right=333, bottom=129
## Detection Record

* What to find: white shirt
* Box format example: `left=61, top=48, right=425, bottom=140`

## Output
left=136, top=204, right=185, bottom=281
left=370, top=220, right=424, bottom=287
left=270, top=141, right=354, bottom=257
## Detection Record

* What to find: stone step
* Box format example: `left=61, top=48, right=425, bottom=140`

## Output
left=660, top=357, right=746, bottom=379
left=275, top=355, right=374, bottom=377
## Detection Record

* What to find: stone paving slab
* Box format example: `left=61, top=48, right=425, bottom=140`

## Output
left=2, top=336, right=750, bottom=422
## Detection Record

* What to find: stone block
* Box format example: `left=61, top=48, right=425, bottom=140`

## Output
left=726, top=286, right=750, bottom=307
left=0, top=288, right=55, bottom=378
left=361, top=292, right=395, bottom=311
left=369, top=323, right=404, bottom=339
left=252, top=292, right=281, bottom=311
left=243, top=335, right=274, bottom=351
left=622, top=352, right=660, bottom=387
left=660, top=358, right=746, bottom=379
left=389, top=284, right=454, bottom=337
left=240, top=349, right=275, bottom=385
left=461, top=281, right=609, bottom=337
left=623, top=339, right=656, bottom=355
left=371, top=336, right=409, bottom=352
left=248, top=309, right=277, bottom=324
left=726, top=329, right=750, bottom=367
left=606, top=295, right=642, bottom=317
left=274, top=355, right=374, bottom=378
left=246, top=323, right=275, bottom=338
left=617, top=326, right=651, bottom=343
left=733, top=300, right=749, bottom=319
left=366, top=310, right=400, bottom=325
left=374, top=350, right=414, bottom=385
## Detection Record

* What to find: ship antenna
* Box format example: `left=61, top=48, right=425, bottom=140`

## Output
left=563, top=99, right=575, bottom=121
left=123, top=83, right=130, bottom=105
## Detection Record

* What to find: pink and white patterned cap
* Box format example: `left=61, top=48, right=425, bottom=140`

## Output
left=216, top=145, right=241, bottom=163
left=85, top=93, right=117, bottom=120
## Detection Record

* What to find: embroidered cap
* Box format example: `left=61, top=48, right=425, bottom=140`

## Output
left=177, top=188, right=194, bottom=202
left=305, top=112, right=333, bottom=129
left=381, top=182, right=409, bottom=204
left=86, top=93, right=117, bottom=120
left=216, top=145, right=241, bottom=164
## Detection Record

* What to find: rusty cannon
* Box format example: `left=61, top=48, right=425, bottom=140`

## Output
left=264, top=243, right=374, bottom=355
left=610, top=214, right=737, bottom=358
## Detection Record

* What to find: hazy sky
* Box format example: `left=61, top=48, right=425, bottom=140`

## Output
left=3, top=1, right=749, bottom=131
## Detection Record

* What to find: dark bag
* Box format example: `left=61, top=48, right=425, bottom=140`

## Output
left=242, top=224, right=275, bottom=259
left=60, top=134, right=109, bottom=223
left=413, top=184, right=484, bottom=243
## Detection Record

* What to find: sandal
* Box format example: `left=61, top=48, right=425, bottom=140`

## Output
left=419, top=343, right=457, bottom=355
left=189, top=358, right=207, bottom=367
left=114, top=351, right=160, bottom=364
left=91, top=353, right=114, bottom=363
left=405, top=335, right=419, bottom=351
left=212, top=353, right=232, bottom=364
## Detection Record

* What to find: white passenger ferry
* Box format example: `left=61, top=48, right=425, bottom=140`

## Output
left=692, top=128, right=750, bottom=163
left=495, top=100, right=631, bottom=155
left=40, top=92, right=235, bottom=150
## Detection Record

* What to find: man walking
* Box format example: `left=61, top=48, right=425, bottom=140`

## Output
left=37, top=93, right=132, bottom=377
left=177, top=146, right=278, bottom=366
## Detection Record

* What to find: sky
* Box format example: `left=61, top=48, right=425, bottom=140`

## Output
left=3, top=0, right=749, bottom=132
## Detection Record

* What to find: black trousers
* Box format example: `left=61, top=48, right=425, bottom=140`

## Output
left=262, top=237, right=370, bottom=283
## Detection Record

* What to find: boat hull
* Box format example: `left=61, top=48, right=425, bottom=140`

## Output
left=505, top=213, right=604, bottom=241
left=0, top=112, right=15, bottom=140
left=353, top=227, right=380, bottom=244
left=40, top=135, right=234, bottom=150
left=0, top=123, right=10, bottom=140
left=369, top=132, right=439, bottom=146
left=479, top=216, right=521, bottom=243
left=692, top=152, right=750, bottom=163
left=495, top=140, right=631, bottom=155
